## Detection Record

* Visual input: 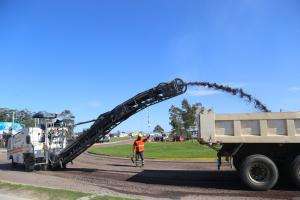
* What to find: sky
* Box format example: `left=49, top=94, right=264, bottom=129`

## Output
left=0, top=0, right=300, bottom=132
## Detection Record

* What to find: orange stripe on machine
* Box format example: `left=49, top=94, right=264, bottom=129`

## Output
left=8, top=147, right=29, bottom=154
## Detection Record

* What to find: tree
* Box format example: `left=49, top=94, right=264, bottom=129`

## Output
left=0, top=112, right=7, bottom=121
left=153, top=125, right=164, bottom=133
left=0, top=108, right=34, bottom=127
left=169, top=105, right=183, bottom=135
left=169, top=99, right=202, bottom=138
left=58, top=110, right=75, bottom=126
left=17, top=109, right=35, bottom=127
left=0, top=108, right=75, bottom=129
left=181, top=99, right=198, bottom=130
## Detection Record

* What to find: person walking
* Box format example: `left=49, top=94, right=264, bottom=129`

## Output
left=132, top=134, right=150, bottom=166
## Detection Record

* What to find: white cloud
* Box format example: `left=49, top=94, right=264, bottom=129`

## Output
left=188, top=88, right=220, bottom=97
left=88, top=100, right=101, bottom=108
left=288, top=86, right=300, bottom=92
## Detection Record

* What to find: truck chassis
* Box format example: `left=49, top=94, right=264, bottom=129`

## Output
left=219, top=143, right=300, bottom=190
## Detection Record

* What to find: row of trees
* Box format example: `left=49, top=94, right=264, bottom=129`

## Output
left=0, top=108, right=75, bottom=128
left=0, top=108, right=35, bottom=127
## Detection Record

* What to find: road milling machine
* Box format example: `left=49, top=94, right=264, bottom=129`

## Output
left=7, top=78, right=187, bottom=170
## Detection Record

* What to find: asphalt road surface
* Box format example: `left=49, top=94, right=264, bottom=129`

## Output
left=0, top=148, right=299, bottom=200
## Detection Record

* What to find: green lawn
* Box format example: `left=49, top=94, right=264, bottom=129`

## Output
left=0, top=181, right=133, bottom=200
left=110, top=136, right=130, bottom=143
left=89, top=140, right=217, bottom=160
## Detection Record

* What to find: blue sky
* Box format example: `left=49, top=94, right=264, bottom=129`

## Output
left=1, top=0, right=300, bottom=132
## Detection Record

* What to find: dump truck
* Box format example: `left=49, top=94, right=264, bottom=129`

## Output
left=195, top=108, right=300, bottom=191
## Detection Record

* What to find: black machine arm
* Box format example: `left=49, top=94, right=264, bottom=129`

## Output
left=53, top=78, right=187, bottom=167
left=74, top=119, right=96, bottom=126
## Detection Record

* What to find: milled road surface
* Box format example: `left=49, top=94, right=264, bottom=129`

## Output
left=0, top=148, right=299, bottom=200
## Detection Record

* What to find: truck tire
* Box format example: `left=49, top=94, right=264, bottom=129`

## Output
left=24, top=163, right=34, bottom=172
left=11, top=158, right=16, bottom=168
left=290, top=155, right=300, bottom=187
left=23, top=153, right=35, bottom=172
left=240, top=154, right=278, bottom=191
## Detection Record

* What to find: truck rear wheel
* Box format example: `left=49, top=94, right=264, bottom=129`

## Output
left=240, top=154, right=278, bottom=191
left=24, top=163, right=34, bottom=172
left=290, top=155, right=300, bottom=187
left=23, top=153, right=35, bottom=172
left=11, top=158, right=16, bottom=168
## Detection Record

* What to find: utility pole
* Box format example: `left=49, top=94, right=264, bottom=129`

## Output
left=45, top=121, right=49, bottom=166
left=12, top=112, right=15, bottom=125
left=147, top=109, right=151, bottom=135
left=11, top=111, right=15, bottom=134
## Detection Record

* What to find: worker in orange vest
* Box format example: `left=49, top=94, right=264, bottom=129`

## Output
left=132, top=134, right=150, bottom=166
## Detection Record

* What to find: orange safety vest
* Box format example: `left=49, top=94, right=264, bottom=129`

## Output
left=134, top=139, right=146, bottom=152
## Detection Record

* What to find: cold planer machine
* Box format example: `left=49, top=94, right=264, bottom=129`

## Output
left=51, top=78, right=187, bottom=169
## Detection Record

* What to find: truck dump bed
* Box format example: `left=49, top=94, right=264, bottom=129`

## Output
left=196, top=109, right=300, bottom=144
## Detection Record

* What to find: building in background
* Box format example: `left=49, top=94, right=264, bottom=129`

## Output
left=0, top=122, right=23, bottom=148
left=0, top=122, right=23, bottom=135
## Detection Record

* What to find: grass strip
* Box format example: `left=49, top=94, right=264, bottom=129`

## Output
left=89, top=140, right=217, bottom=160
left=0, top=181, right=133, bottom=200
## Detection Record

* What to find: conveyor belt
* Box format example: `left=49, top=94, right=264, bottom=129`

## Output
left=52, top=78, right=187, bottom=168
